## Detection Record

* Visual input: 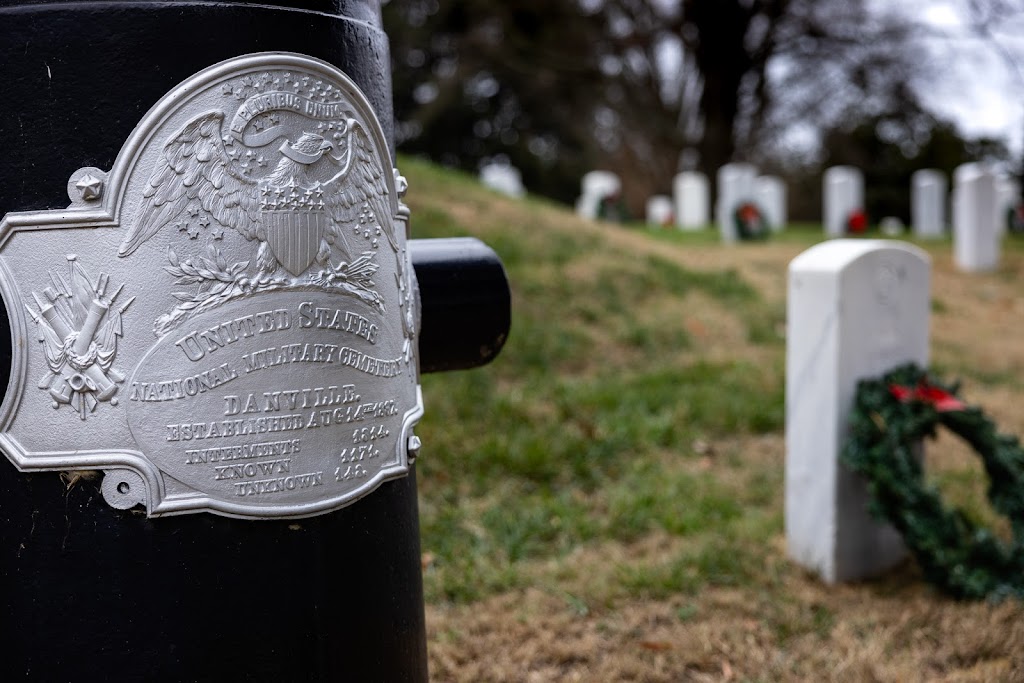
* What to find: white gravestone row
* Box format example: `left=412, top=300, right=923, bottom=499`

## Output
left=576, top=167, right=787, bottom=236
left=479, top=163, right=525, bottom=199
left=575, top=171, right=621, bottom=220
left=952, top=163, right=999, bottom=273
left=786, top=239, right=930, bottom=583
left=823, top=166, right=865, bottom=238
left=645, top=195, right=674, bottom=227
left=716, top=163, right=758, bottom=242
left=673, top=171, right=709, bottom=231
left=755, top=175, right=786, bottom=232
left=911, top=169, right=946, bottom=239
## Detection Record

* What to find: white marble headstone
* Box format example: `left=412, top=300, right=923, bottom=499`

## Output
left=786, top=239, right=930, bottom=584
left=575, top=171, right=622, bottom=220
left=645, top=195, right=674, bottom=227
left=823, top=166, right=865, bottom=238
left=952, top=164, right=999, bottom=272
left=755, top=175, right=786, bottom=232
left=879, top=216, right=904, bottom=236
left=716, top=163, right=758, bottom=242
left=479, top=163, right=525, bottom=199
left=996, top=175, right=1020, bottom=236
left=673, top=171, right=709, bottom=230
left=911, top=169, right=946, bottom=239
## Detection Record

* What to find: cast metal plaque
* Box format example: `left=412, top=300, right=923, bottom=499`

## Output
left=0, top=53, right=422, bottom=518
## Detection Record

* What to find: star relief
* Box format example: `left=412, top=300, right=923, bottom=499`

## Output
left=74, top=173, right=104, bottom=201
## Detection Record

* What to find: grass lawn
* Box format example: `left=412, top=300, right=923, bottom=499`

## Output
left=402, top=156, right=1024, bottom=682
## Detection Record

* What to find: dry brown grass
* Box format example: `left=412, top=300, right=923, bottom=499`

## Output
left=427, top=579, right=1023, bottom=682
left=419, top=211, right=1024, bottom=679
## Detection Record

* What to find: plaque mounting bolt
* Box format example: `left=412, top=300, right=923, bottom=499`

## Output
left=407, top=434, right=422, bottom=463
left=101, top=469, right=146, bottom=510
left=75, top=173, right=104, bottom=201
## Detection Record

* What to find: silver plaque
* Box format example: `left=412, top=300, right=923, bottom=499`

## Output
left=0, top=53, right=423, bottom=518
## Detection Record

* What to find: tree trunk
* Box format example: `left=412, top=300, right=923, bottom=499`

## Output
left=684, top=0, right=754, bottom=193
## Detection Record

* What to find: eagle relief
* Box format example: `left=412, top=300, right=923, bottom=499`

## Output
left=0, top=53, right=422, bottom=519
left=121, top=72, right=402, bottom=337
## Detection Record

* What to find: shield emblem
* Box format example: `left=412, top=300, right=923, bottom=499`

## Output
left=263, top=208, right=326, bottom=275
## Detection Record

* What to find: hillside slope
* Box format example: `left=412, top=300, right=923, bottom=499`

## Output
left=401, top=156, right=1024, bottom=682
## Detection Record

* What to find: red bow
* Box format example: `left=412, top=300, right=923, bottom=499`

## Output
left=889, top=383, right=965, bottom=412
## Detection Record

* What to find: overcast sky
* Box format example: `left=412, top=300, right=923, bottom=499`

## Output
left=907, top=0, right=1024, bottom=153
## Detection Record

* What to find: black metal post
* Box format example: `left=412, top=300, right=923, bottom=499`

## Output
left=0, top=2, right=510, bottom=681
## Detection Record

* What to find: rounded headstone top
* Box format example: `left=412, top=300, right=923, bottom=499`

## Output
left=674, top=170, right=707, bottom=182
left=718, top=163, right=758, bottom=181
left=912, top=168, right=945, bottom=185
left=480, top=163, right=525, bottom=198
left=789, top=239, right=930, bottom=273
left=824, top=165, right=863, bottom=181
left=581, top=171, right=621, bottom=196
left=954, top=162, right=997, bottom=183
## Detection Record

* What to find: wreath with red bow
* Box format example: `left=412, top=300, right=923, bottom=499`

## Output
left=842, top=363, right=1024, bottom=600
left=733, top=202, right=769, bottom=240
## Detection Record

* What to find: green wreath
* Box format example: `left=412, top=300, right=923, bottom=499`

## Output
left=733, top=202, right=769, bottom=240
left=841, top=363, right=1024, bottom=600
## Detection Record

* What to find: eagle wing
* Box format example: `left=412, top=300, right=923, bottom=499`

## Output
left=119, top=112, right=260, bottom=256
left=323, top=121, right=415, bottom=347
left=322, top=121, right=396, bottom=253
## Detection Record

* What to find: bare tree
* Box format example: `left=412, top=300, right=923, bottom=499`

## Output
left=385, top=0, right=934, bottom=211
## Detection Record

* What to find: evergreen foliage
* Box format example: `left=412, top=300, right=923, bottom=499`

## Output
left=842, top=364, right=1024, bottom=600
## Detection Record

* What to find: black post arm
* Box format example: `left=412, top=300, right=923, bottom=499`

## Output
left=411, top=237, right=511, bottom=373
